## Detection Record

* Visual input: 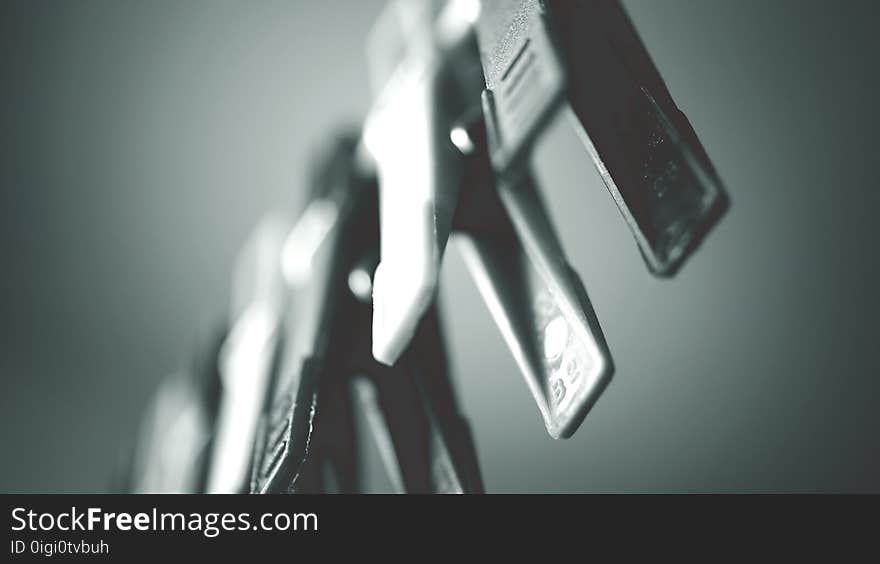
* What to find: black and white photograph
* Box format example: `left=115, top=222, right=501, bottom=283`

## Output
left=1, top=0, right=878, bottom=553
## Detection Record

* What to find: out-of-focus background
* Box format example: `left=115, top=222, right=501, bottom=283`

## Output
left=2, top=0, right=878, bottom=492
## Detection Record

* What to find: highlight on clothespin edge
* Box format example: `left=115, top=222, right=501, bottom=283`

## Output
left=281, top=201, right=338, bottom=287
left=363, top=0, right=482, bottom=366
left=205, top=215, right=288, bottom=493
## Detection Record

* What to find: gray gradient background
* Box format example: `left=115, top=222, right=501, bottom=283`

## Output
left=2, top=0, right=878, bottom=492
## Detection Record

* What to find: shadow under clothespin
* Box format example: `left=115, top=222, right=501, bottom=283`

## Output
left=249, top=132, right=483, bottom=494
left=126, top=325, right=226, bottom=493
left=474, top=0, right=729, bottom=276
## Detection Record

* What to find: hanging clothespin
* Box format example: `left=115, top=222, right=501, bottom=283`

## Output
left=364, top=0, right=615, bottom=438
left=474, top=0, right=729, bottom=276
left=250, top=132, right=483, bottom=494
left=363, top=0, right=482, bottom=366
left=205, top=215, right=288, bottom=493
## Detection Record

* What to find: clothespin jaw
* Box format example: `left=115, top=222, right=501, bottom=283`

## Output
left=475, top=0, right=729, bottom=276
left=452, top=115, right=613, bottom=439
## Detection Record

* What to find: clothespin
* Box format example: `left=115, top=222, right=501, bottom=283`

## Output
left=474, top=0, right=729, bottom=275
left=364, top=0, right=615, bottom=438
left=250, top=132, right=483, bottom=493
left=205, top=216, right=288, bottom=493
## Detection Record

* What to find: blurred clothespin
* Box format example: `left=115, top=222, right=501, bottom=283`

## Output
left=250, top=132, right=483, bottom=494
left=128, top=326, right=226, bottom=493
left=205, top=216, right=288, bottom=493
